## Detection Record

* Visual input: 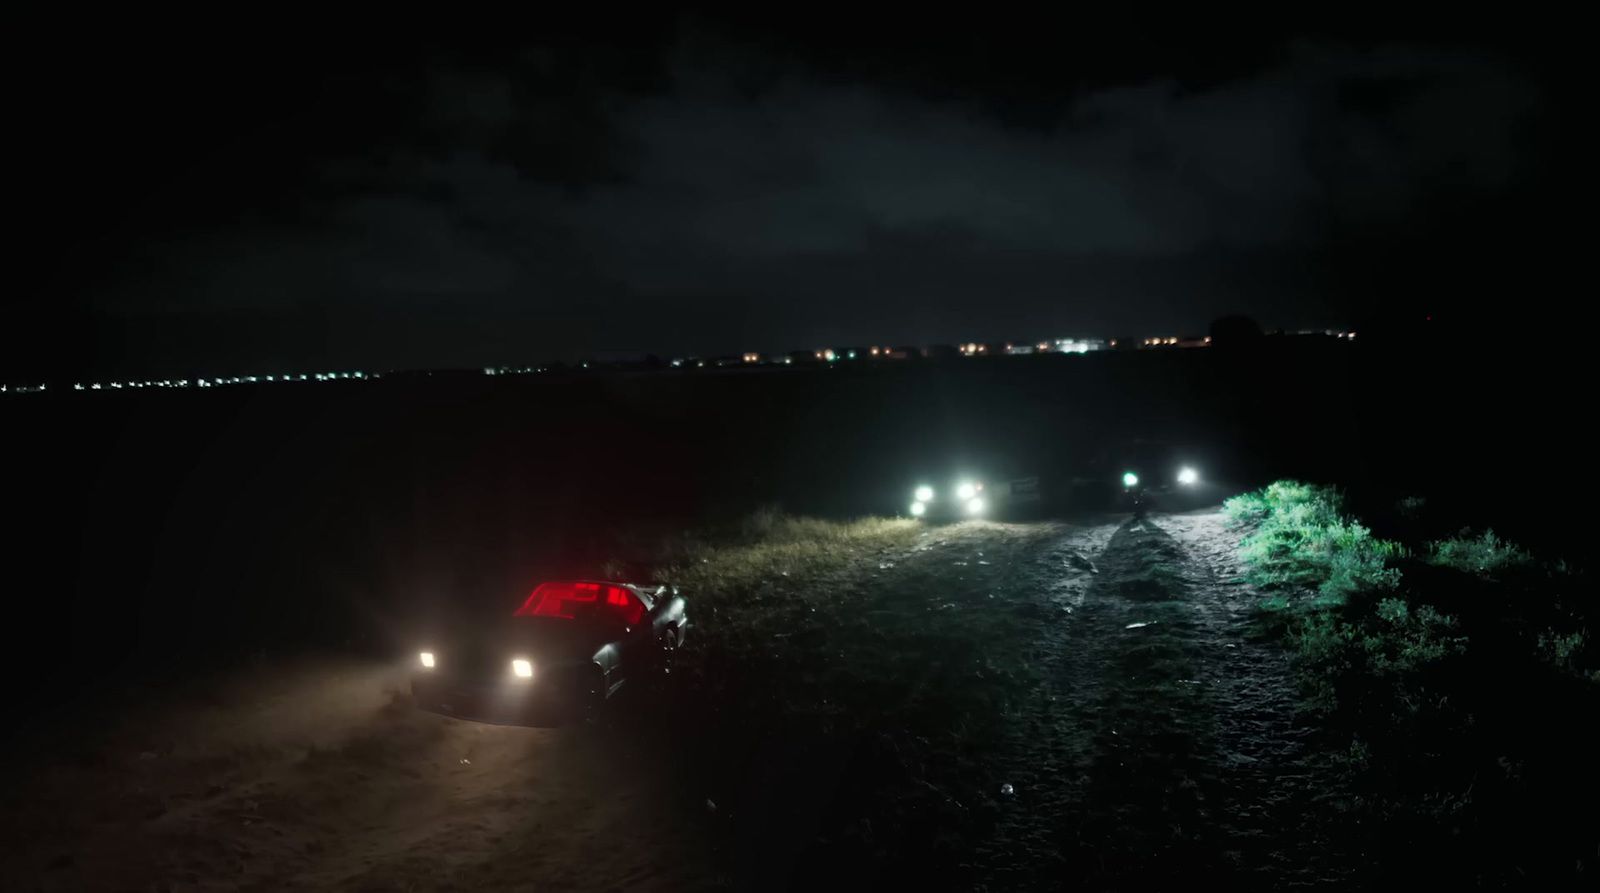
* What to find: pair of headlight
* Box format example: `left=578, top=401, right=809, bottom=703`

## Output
left=910, top=483, right=985, bottom=517
left=1122, top=467, right=1199, bottom=488
left=417, top=652, right=534, bottom=679
left=914, top=480, right=981, bottom=503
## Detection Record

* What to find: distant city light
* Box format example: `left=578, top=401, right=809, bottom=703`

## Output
left=15, top=325, right=1358, bottom=398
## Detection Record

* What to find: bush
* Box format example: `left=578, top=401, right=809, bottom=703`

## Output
left=1232, top=480, right=1598, bottom=884
left=1227, top=481, right=1404, bottom=607
left=1291, top=595, right=1467, bottom=719
left=1395, top=495, right=1426, bottom=520
left=1228, top=481, right=1467, bottom=734
left=1427, top=529, right=1531, bottom=575
left=739, top=503, right=785, bottom=541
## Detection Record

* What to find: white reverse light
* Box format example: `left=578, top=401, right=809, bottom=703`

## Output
left=910, top=501, right=926, bottom=517
left=512, top=659, right=534, bottom=678
left=1177, top=467, right=1199, bottom=485
left=914, top=485, right=934, bottom=503
left=419, top=651, right=435, bottom=668
left=956, top=482, right=977, bottom=500
left=965, top=497, right=985, bottom=515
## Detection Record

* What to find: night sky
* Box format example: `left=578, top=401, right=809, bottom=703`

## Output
left=8, top=12, right=1576, bottom=378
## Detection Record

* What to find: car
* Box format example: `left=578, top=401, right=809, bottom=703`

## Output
left=412, top=580, right=688, bottom=727
left=1067, top=438, right=1205, bottom=511
left=909, top=470, right=1042, bottom=520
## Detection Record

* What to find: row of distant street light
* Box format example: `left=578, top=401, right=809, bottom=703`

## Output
left=1, top=371, right=377, bottom=396
left=5, top=330, right=1359, bottom=395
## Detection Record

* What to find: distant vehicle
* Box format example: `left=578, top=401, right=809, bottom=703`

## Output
left=909, top=468, right=1042, bottom=520
left=1068, top=439, right=1204, bottom=512
left=413, top=581, right=688, bottom=727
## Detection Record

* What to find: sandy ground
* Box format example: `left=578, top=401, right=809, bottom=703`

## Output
left=3, top=508, right=1355, bottom=891
left=1, top=659, right=722, bottom=892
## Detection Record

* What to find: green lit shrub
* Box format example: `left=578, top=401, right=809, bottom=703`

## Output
left=1227, top=480, right=1404, bottom=607
left=1428, top=529, right=1532, bottom=575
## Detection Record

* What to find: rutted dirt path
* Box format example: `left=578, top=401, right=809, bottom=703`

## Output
left=971, top=510, right=1353, bottom=890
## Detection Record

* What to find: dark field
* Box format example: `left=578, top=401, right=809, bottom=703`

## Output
left=1, top=332, right=1589, bottom=889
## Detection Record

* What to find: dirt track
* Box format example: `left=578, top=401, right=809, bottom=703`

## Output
left=3, top=509, right=1355, bottom=891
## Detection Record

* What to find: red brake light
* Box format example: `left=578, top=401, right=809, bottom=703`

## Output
left=516, top=581, right=643, bottom=625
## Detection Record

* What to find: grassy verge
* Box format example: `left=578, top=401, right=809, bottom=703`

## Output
left=649, top=505, right=923, bottom=594
left=1225, top=481, right=1597, bottom=885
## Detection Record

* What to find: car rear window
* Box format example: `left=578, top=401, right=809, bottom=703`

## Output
left=514, top=582, right=644, bottom=626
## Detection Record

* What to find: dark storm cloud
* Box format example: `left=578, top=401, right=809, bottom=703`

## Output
left=88, top=38, right=1541, bottom=368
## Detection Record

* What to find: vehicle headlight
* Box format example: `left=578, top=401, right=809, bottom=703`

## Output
left=511, top=658, right=534, bottom=679
left=419, top=651, right=435, bottom=668
left=1177, top=467, right=1198, bottom=485
left=965, top=497, right=985, bottom=515
left=1123, top=472, right=1139, bottom=487
left=910, top=501, right=926, bottom=516
left=914, top=485, right=934, bottom=503
left=956, top=482, right=977, bottom=500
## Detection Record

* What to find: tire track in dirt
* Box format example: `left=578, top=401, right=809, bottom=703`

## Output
left=697, top=520, right=1078, bottom=889
left=1155, top=510, right=1355, bottom=889
left=973, top=510, right=1352, bottom=891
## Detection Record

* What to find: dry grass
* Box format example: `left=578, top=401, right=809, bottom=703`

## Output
left=653, top=511, right=921, bottom=600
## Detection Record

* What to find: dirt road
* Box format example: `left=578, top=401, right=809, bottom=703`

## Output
left=3, top=509, right=1354, bottom=891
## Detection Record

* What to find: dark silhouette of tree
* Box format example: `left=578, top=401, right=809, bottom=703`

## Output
left=1208, top=315, right=1264, bottom=347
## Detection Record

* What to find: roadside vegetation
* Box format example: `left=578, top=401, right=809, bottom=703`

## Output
left=1225, top=481, right=1597, bottom=885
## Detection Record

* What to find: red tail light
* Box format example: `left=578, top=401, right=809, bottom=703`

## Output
left=516, top=581, right=643, bottom=625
